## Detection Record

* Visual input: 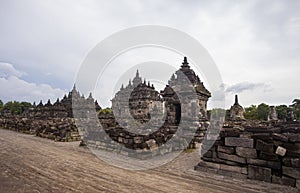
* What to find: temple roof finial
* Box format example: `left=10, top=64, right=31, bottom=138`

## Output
left=136, top=69, right=139, bottom=77
left=88, top=92, right=93, bottom=99
left=234, top=94, right=239, bottom=105
left=181, top=56, right=190, bottom=68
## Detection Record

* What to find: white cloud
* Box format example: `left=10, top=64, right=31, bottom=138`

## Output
left=0, top=63, right=66, bottom=103
left=0, top=62, right=27, bottom=78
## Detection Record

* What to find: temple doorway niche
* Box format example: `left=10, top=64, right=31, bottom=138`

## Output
left=175, top=103, right=181, bottom=124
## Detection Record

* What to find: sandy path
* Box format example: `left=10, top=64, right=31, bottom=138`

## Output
left=0, top=129, right=298, bottom=193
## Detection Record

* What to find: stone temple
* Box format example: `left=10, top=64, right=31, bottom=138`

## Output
left=111, top=56, right=211, bottom=130
left=229, top=94, right=245, bottom=120
left=105, top=57, right=212, bottom=150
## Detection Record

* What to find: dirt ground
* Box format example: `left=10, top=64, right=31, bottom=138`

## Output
left=0, top=129, right=298, bottom=193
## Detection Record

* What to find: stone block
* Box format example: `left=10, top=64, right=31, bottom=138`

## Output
left=133, top=136, right=144, bottom=144
left=217, top=145, right=235, bottom=154
left=247, top=158, right=281, bottom=170
left=296, top=180, right=300, bottom=189
left=248, top=165, right=272, bottom=182
left=259, top=151, right=279, bottom=161
left=251, top=133, right=272, bottom=142
left=217, top=169, right=248, bottom=179
left=225, top=137, right=254, bottom=148
left=283, top=166, right=300, bottom=179
left=285, top=133, right=300, bottom=143
left=203, top=150, right=213, bottom=158
left=215, top=158, right=241, bottom=166
left=256, top=139, right=274, bottom=153
left=146, top=139, right=157, bottom=149
left=272, top=133, right=289, bottom=142
left=272, top=175, right=296, bottom=187
left=220, top=164, right=247, bottom=174
left=236, top=147, right=257, bottom=158
left=275, top=146, right=286, bottom=156
left=197, top=160, right=220, bottom=170
left=291, top=158, right=300, bottom=168
left=220, top=128, right=240, bottom=137
left=218, top=152, right=246, bottom=164
left=283, top=143, right=300, bottom=154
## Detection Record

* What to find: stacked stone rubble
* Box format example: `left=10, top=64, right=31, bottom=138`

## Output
left=195, top=120, right=300, bottom=188
left=0, top=117, right=80, bottom=141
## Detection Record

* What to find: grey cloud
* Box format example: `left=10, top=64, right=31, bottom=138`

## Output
left=0, top=62, right=27, bottom=78
left=225, top=82, right=272, bottom=94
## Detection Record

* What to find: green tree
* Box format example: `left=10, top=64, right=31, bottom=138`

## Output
left=0, top=99, right=3, bottom=111
left=275, top=105, right=288, bottom=120
left=257, top=103, right=270, bottom=121
left=244, top=105, right=258, bottom=120
left=98, top=107, right=112, bottom=115
left=3, top=101, right=32, bottom=115
left=292, top=99, right=300, bottom=120
left=292, top=99, right=300, bottom=109
left=20, top=102, right=32, bottom=112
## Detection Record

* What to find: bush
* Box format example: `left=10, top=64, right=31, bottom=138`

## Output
left=98, top=107, right=112, bottom=115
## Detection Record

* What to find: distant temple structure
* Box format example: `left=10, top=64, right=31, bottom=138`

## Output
left=26, top=85, right=101, bottom=119
left=229, top=94, right=245, bottom=120
left=112, top=57, right=211, bottom=127
left=111, top=70, right=162, bottom=124
left=108, top=57, right=211, bottom=146
left=268, top=106, right=278, bottom=121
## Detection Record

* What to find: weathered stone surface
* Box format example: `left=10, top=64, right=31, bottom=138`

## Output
left=286, top=133, right=300, bottom=143
left=283, top=142, right=300, bottom=152
left=218, top=152, right=246, bottom=164
left=217, top=145, right=235, bottom=154
left=275, top=146, right=286, bottom=156
left=244, top=126, right=280, bottom=133
left=217, top=169, right=248, bottom=179
left=236, top=147, right=257, bottom=158
left=133, top=136, right=144, bottom=144
left=247, top=158, right=281, bottom=170
left=283, top=166, right=300, bottom=179
left=256, top=139, right=274, bottom=153
left=248, top=165, right=272, bottom=182
left=272, top=175, right=296, bottom=187
left=272, top=133, right=289, bottom=142
left=225, top=137, right=254, bottom=148
left=220, top=164, right=248, bottom=174
left=297, top=180, right=300, bottom=189
left=203, top=150, right=213, bottom=158
left=291, top=158, right=300, bottom=168
left=251, top=133, right=272, bottom=141
left=146, top=139, right=157, bottom=149
left=197, top=160, right=220, bottom=169
left=259, top=151, right=279, bottom=161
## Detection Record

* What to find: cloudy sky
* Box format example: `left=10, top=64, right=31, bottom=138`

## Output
left=0, top=0, right=299, bottom=109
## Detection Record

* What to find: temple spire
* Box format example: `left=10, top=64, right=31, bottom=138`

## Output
left=136, top=69, right=139, bottom=77
left=181, top=56, right=190, bottom=68
left=234, top=94, right=239, bottom=105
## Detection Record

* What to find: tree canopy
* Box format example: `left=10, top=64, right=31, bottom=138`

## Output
left=2, top=101, right=32, bottom=115
left=0, top=100, right=3, bottom=111
left=244, top=105, right=258, bottom=120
